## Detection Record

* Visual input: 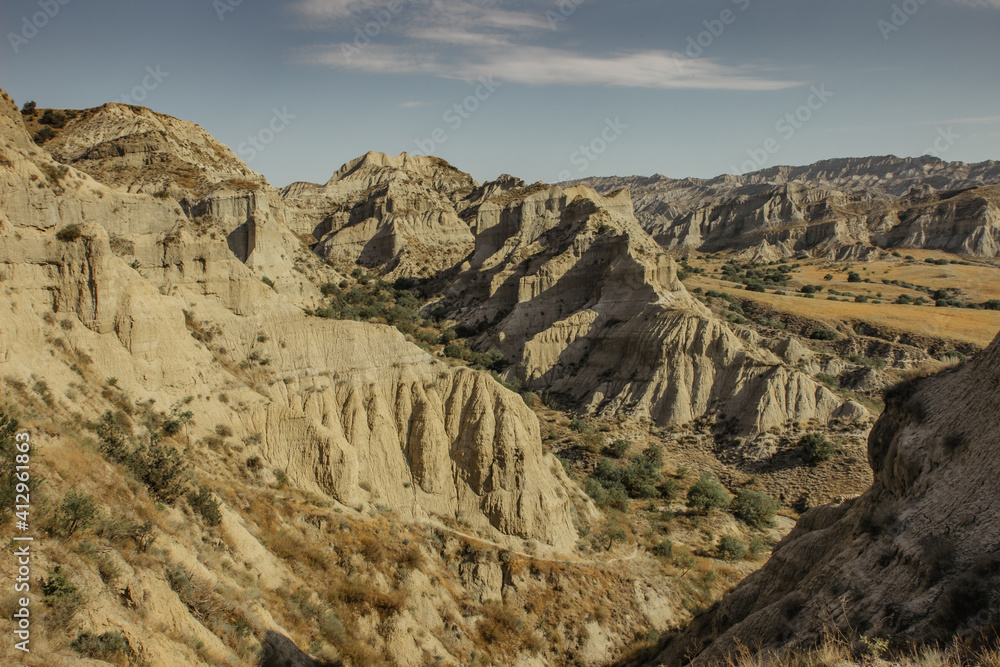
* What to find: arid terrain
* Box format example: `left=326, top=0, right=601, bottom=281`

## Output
left=1, top=92, right=999, bottom=667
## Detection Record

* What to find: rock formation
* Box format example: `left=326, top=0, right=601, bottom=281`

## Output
left=568, top=157, right=1000, bottom=258
left=435, top=181, right=869, bottom=435
left=0, top=90, right=581, bottom=551
left=649, top=334, right=1000, bottom=665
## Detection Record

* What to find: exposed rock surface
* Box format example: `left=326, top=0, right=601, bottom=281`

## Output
left=0, top=90, right=580, bottom=551
left=436, top=182, right=869, bottom=435
left=568, top=156, right=1000, bottom=258
left=649, top=334, right=1000, bottom=665
left=281, top=151, right=478, bottom=276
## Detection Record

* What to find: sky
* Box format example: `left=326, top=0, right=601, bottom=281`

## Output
left=2, top=0, right=999, bottom=187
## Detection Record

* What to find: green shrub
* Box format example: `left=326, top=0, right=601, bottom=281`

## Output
left=42, top=565, right=83, bottom=627
left=521, top=391, right=539, bottom=407
left=187, top=486, right=222, bottom=526
left=730, top=489, right=778, bottom=528
left=653, top=540, right=674, bottom=560
left=606, top=439, right=630, bottom=459
left=810, top=328, right=839, bottom=341
left=800, top=432, right=835, bottom=463
left=717, top=534, right=747, bottom=561
left=748, top=536, right=769, bottom=559
left=71, top=631, right=136, bottom=663
left=54, top=489, right=98, bottom=537
left=261, top=276, right=275, bottom=288
left=21, top=101, right=36, bottom=115
left=568, top=417, right=590, bottom=433
left=56, top=224, right=83, bottom=242
left=686, top=473, right=731, bottom=513
left=34, top=127, right=57, bottom=143
left=847, top=272, right=862, bottom=283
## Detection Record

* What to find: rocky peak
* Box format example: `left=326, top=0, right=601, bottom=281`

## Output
left=32, top=101, right=267, bottom=200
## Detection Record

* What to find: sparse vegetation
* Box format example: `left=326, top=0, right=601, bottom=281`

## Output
left=687, top=473, right=731, bottom=513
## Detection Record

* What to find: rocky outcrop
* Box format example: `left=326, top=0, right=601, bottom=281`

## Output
left=37, top=102, right=267, bottom=201
left=438, top=182, right=868, bottom=435
left=569, top=157, right=1000, bottom=258
left=0, top=89, right=581, bottom=551
left=280, top=151, right=478, bottom=277
left=650, top=333, right=1000, bottom=665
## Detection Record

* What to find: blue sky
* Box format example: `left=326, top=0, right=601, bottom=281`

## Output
left=2, top=0, right=999, bottom=187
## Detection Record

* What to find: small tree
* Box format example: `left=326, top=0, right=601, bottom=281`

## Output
left=718, top=534, right=747, bottom=561
left=55, top=489, right=97, bottom=537
left=800, top=432, right=835, bottom=463
left=730, top=489, right=778, bottom=529
left=686, top=474, right=731, bottom=513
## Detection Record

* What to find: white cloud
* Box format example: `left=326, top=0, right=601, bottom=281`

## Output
left=289, top=0, right=800, bottom=91
left=949, top=0, right=1000, bottom=8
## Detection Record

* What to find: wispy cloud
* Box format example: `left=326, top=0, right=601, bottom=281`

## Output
left=289, top=0, right=800, bottom=91
left=398, top=100, right=431, bottom=108
left=949, top=0, right=1000, bottom=8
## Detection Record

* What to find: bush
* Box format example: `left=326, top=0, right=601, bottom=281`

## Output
left=686, top=473, right=731, bottom=513
left=187, top=486, right=222, bottom=526
left=521, top=391, right=539, bottom=407
left=54, top=489, right=98, bottom=537
left=21, top=101, right=36, bottom=115
left=718, top=534, right=747, bottom=561
left=847, top=272, right=862, bottom=283
left=748, top=536, right=769, bottom=559
left=34, top=127, right=57, bottom=143
left=730, top=489, right=778, bottom=529
left=261, top=276, right=275, bottom=288
left=568, top=417, right=590, bottom=433
left=71, top=631, right=136, bottom=663
left=810, top=328, right=839, bottom=341
left=42, top=565, right=83, bottom=627
left=56, top=224, right=84, bottom=242
left=800, top=432, right=835, bottom=463
left=653, top=540, right=674, bottom=559
left=606, top=439, right=630, bottom=459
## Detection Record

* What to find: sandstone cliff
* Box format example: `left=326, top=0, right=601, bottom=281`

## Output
left=0, top=90, right=580, bottom=551
left=436, top=181, right=869, bottom=435
left=281, top=151, right=478, bottom=277
left=569, top=157, right=1000, bottom=258
left=649, top=334, right=1000, bottom=665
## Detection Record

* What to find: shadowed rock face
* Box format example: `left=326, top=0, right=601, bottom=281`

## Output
left=649, top=331, right=1000, bottom=665
left=567, top=157, right=1000, bottom=258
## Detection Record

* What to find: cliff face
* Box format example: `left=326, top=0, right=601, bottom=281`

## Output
left=438, top=182, right=868, bottom=436
left=280, top=151, right=478, bottom=277
left=0, top=90, right=580, bottom=552
left=650, top=333, right=1000, bottom=665
left=568, top=157, right=1000, bottom=258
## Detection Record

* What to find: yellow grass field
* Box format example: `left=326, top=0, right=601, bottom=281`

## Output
left=687, top=250, right=1000, bottom=347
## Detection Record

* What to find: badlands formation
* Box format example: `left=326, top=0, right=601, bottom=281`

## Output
left=1, top=91, right=998, bottom=667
